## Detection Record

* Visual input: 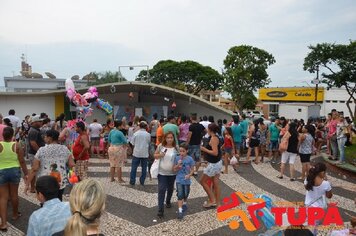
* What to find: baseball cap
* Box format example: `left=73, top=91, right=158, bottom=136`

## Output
left=30, top=115, right=44, bottom=124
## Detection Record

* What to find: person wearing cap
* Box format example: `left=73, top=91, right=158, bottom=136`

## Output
left=129, top=121, right=151, bottom=185
left=27, top=176, right=71, bottom=236
left=25, top=129, right=75, bottom=200
left=27, top=115, right=45, bottom=193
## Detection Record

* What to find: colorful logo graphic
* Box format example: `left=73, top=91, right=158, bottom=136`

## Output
left=217, top=192, right=344, bottom=233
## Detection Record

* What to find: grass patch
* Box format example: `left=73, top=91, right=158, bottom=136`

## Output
left=345, top=137, right=356, bottom=163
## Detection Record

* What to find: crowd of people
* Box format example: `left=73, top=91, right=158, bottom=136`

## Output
left=0, top=108, right=354, bottom=235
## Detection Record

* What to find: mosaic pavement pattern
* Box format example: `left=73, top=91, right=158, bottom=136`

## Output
left=1, top=155, right=355, bottom=236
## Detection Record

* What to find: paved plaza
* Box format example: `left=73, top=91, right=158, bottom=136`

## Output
left=1, top=156, right=355, bottom=236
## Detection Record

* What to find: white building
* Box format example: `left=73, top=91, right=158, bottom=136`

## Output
left=259, top=87, right=354, bottom=119
left=3, top=76, right=88, bottom=92
left=321, top=88, right=354, bottom=116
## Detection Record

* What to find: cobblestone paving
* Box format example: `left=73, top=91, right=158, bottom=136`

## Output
left=1, top=156, right=355, bottom=236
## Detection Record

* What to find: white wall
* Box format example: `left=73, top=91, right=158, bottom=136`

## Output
left=321, top=88, right=355, bottom=117
left=0, top=95, right=55, bottom=120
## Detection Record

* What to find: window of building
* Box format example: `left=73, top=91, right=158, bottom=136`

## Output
left=298, top=108, right=302, bottom=112
left=326, top=100, right=331, bottom=103
left=269, top=104, right=279, bottom=117
left=340, top=101, right=345, bottom=103
left=332, top=100, right=337, bottom=103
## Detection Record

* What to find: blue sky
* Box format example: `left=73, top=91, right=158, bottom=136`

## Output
left=0, top=0, right=355, bottom=87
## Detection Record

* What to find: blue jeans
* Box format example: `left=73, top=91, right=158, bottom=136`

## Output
left=176, top=183, right=190, bottom=200
left=157, top=174, right=176, bottom=211
left=188, top=145, right=201, bottom=162
left=0, top=167, right=21, bottom=185
left=337, top=136, right=347, bottom=162
left=130, top=157, right=148, bottom=185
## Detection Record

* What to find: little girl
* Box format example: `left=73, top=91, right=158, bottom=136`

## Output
left=173, top=143, right=195, bottom=220
left=221, top=127, right=236, bottom=173
left=304, top=162, right=333, bottom=235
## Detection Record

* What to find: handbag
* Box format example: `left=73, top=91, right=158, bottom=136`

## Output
left=150, top=159, right=160, bottom=179
left=230, top=156, right=238, bottom=165
left=279, top=132, right=290, bottom=153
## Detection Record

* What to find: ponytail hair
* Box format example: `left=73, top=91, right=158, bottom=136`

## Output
left=64, top=179, right=106, bottom=236
left=305, top=162, right=327, bottom=191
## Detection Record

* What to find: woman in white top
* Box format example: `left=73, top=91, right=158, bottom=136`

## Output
left=154, top=131, right=178, bottom=218
left=304, top=162, right=333, bottom=235
left=336, top=115, right=350, bottom=165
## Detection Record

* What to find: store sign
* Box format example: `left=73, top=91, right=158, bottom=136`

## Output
left=266, top=91, right=287, bottom=98
left=259, top=87, right=324, bottom=102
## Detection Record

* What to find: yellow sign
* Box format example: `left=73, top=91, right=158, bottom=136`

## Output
left=259, top=87, right=324, bottom=102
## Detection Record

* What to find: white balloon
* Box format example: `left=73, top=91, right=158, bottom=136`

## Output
left=65, top=78, right=75, bottom=91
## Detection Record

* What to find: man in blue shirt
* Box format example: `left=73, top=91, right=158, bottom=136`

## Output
left=130, top=121, right=151, bottom=186
left=27, top=176, right=71, bottom=236
left=231, top=116, right=243, bottom=159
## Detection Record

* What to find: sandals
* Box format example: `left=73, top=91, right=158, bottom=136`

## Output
left=203, top=201, right=217, bottom=208
left=276, top=175, right=283, bottom=179
left=290, top=178, right=296, bottom=182
left=12, top=212, right=22, bottom=220
left=0, top=227, right=8, bottom=232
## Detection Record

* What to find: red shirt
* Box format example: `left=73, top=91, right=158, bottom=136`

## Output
left=224, top=136, right=233, bottom=148
left=72, top=134, right=89, bottom=160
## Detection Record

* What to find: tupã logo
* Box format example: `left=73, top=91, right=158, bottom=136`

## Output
left=217, top=192, right=266, bottom=232
left=217, top=192, right=344, bottom=233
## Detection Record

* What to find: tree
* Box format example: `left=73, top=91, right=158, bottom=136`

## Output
left=303, top=41, right=356, bottom=120
left=223, top=45, right=276, bottom=111
left=136, top=60, right=223, bottom=95
left=88, top=71, right=127, bottom=86
left=242, top=91, right=258, bottom=110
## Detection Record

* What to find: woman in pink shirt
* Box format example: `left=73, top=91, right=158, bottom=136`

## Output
left=178, top=115, right=190, bottom=145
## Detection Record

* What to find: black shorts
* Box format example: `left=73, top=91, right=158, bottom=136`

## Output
left=300, top=153, right=311, bottom=163
left=250, top=138, right=260, bottom=148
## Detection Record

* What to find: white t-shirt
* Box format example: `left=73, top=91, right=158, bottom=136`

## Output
left=200, top=121, right=211, bottom=138
left=304, top=180, right=331, bottom=207
left=158, top=147, right=177, bottom=176
left=5, top=115, right=21, bottom=139
left=89, top=123, right=103, bottom=138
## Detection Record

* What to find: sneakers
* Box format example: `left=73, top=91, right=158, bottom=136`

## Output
left=182, top=205, right=188, bottom=212
left=177, top=211, right=184, bottom=220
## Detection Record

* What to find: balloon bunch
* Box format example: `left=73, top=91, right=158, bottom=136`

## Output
left=68, top=169, right=79, bottom=184
left=65, top=79, right=113, bottom=119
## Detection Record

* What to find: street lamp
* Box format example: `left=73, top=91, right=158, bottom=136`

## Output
left=118, top=65, right=150, bottom=82
left=311, top=65, right=320, bottom=105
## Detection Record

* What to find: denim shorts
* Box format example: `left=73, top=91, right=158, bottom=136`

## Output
left=234, top=142, right=241, bottom=150
left=224, top=147, right=233, bottom=155
left=188, top=145, right=201, bottom=162
left=0, top=167, right=21, bottom=185
left=176, top=183, right=191, bottom=200
left=203, top=160, right=222, bottom=177
left=269, top=140, right=279, bottom=151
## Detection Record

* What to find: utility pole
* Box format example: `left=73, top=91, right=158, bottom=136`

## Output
left=314, top=65, right=319, bottom=105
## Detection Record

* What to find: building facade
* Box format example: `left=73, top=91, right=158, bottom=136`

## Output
left=259, top=87, right=354, bottom=119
